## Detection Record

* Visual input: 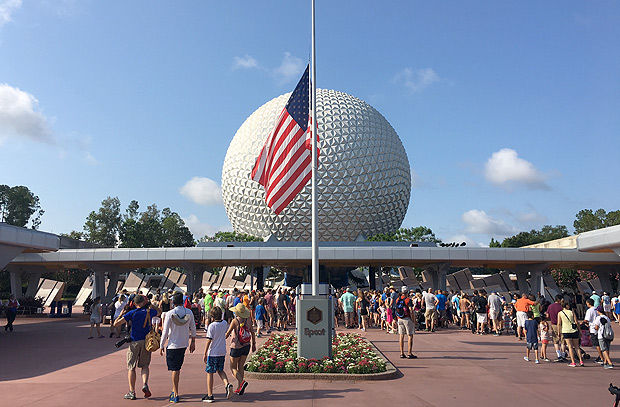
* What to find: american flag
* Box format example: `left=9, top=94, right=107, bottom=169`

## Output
left=251, top=65, right=317, bottom=214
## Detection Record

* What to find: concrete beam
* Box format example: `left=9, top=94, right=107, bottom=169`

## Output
left=423, top=262, right=451, bottom=292
left=591, top=265, right=619, bottom=294
left=0, top=245, right=23, bottom=270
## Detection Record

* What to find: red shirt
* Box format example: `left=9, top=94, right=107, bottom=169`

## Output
left=547, top=302, right=563, bottom=325
left=515, top=298, right=534, bottom=313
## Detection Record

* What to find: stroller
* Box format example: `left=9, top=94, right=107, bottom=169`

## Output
left=578, top=323, right=592, bottom=360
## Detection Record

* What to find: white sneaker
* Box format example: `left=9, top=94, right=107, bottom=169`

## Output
left=523, top=357, right=529, bottom=362
left=535, top=360, right=540, bottom=364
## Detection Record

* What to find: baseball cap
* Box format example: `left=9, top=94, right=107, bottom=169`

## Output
left=401, top=286, right=408, bottom=293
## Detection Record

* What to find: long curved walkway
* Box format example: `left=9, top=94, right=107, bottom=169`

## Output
left=0, top=316, right=617, bottom=406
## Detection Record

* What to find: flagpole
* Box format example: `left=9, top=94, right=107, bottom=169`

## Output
left=311, top=0, right=319, bottom=297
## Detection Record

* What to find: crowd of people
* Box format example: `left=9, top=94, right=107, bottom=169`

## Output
left=331, top=285, right=617, bottom=369
left=103, top=286, right=300, bottom=402
left=75, top=283, right=619, bottom=401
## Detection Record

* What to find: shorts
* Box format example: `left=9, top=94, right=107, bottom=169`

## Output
left=526, top=342, right=539, bottom=350
left=127, top=340, right=151, bottom=370
left=476, top=313, right=487, bottom=324
left=590, top=333, right=599, bottom=347
left=562, top=331, right=579, bottom=340
left=89, top=316, right=101, bottom=324
left=230, top=345, right=251, bottom=358
left=360, top=309, right=368, bottom=316
left=516, top=311, right=527, bottom=328
left=599, top=338, right=611, bottom=352
left=166, top=347, right=186, bottom=371
left=461, top=311, right=470, bottom=316
left=489, top=309, right=500, bottom=320
left=541, top=339, right=549, bottom=344
left=257, top=319, right=264, bottom=329
left=438, top=309, right=447, bottom=319
left=397, top=317, right=415, bottom=335
left=425, top=309, right=437, bottom=321
left=278, top=308, right=287, bottom=321
left=604, top=304, right=612, bottom=313
left=205, top=355, right=226, bottom=373
left=551, top=324, right=561, bottom=345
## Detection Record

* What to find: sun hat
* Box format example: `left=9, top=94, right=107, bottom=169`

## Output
left=231, top=303, right=251, bottom=319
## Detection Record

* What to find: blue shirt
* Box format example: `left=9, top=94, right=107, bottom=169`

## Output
left=436, top=294, right=447, bottom=311
left=255, top=304, right=266, bottom=321
left=340, top=292, right=356, bottom=313
left=124, top=307, right=157, bottom=341
left=524, top=319, right=539, bottom=344
left=591, top=294, right=601, bottom=308
left=233, top=296, right=242, bottom=307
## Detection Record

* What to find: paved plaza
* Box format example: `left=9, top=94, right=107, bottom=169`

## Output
left=1, top=315, right=618, bottom=407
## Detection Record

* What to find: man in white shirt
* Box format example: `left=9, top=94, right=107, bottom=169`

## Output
left=422, top=288, right=438, bottom=332
left=583, top=298, right=604, bottom=364
left=160, top=293, right=197, bottom=403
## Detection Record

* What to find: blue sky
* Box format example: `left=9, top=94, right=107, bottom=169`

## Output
left=1, top=1, right=619, bottom=246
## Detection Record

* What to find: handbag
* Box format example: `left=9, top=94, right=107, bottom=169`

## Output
left=143, top=309, right=161, bottom=352
left=561, top=311, right=578, bottom=331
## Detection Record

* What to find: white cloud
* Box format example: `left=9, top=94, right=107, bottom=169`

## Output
left=0, top=0, right=21, bottom=28
left=179, top=177, right=223, bottom=206
left=484, top=148, right=550, bottom=190
left=233, top=54, right=259, bottom=70
left=393, top=67, right=442, bottom=93
left=462, top=209, right=517, bottom=236
left=0, top=84, right=54, bottom=144
left=183, top=214, right=232, bottom=239
left=274, top=52, right=304, bottom=84
left=410, top=169, right=426, bottom=188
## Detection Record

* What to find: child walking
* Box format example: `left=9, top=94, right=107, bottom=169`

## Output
left=523, top=311, right=540, bottom=364
left=539, top=313, right=551, bottom=362
left=203, top=307, right=233, bottom=403
left=255, top=298, right=266, bottom=338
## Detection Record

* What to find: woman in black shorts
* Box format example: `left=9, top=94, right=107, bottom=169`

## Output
left=226, top=303, right=256, bottom=395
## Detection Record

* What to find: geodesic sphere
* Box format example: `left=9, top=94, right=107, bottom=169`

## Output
left=221, top=89, right=411, bottom=241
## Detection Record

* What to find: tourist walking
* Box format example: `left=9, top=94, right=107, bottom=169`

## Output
left=113, top=294, right=159, bottom=400
left=226, top=303, right=256, bottom=396
left=5, top=294, right=19, bottom=332
left=558, top=301, right=583, bottom=367
left=340, top=288, right=357, bottom=329
left=159, top=293, right=197, bottom=403
left=395, top=286, right=417, bottom=359
left=422, top=288, right=438, bottom=332
left=594, top=306, right=614, bottom=369
left=523, top=311, right=540, bottom=363
left=203, top=307, right=233, bottom=402
left=88, top=296, right=104, bottom=339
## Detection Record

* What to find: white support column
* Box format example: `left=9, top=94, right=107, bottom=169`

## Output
left=91, top=269, right=105, bottom=300
left=9, top=269, right=22, bottom=298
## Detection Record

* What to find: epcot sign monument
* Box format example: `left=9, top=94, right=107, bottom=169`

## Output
left=222, top=89, right=411, bottom=242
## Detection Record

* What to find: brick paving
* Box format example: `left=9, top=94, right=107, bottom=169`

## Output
left=0, top=315, right=618, bottom=406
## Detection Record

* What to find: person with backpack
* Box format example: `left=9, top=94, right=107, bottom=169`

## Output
left=594, top=306, right=614, bottom=369
left=395, top=286, right=417, bottom=359
left=226, top=303, right=256, bottom=396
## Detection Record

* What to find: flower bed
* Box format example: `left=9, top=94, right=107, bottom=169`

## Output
left=245, top=332, right=387, bottom=374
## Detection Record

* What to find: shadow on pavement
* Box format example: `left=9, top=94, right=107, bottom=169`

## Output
left=0, top=317, right=123, bottom=381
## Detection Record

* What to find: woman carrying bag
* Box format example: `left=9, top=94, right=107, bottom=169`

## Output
left=226, top=303, right=256, bottom=396
left=558, top=301, right=584, bottom=367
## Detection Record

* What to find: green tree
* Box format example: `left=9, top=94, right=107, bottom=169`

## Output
left=0, top=185, right=44, bottom=229
left=200, top=230, right=263, bottom=242
left=60, top=231, right=85, bottom=240
left=161, top=208, right=194, bottom=247
left=367, top=226, right=441, bottom=243
left=84, top=196, right=122, bottom=247
left=499, top=225, right=568, bottom=248
left=119, top=201, right=194, bottom=248
left=489, top=237, right=501, bottom=247
left=574, top=208, right=620, bottom=234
